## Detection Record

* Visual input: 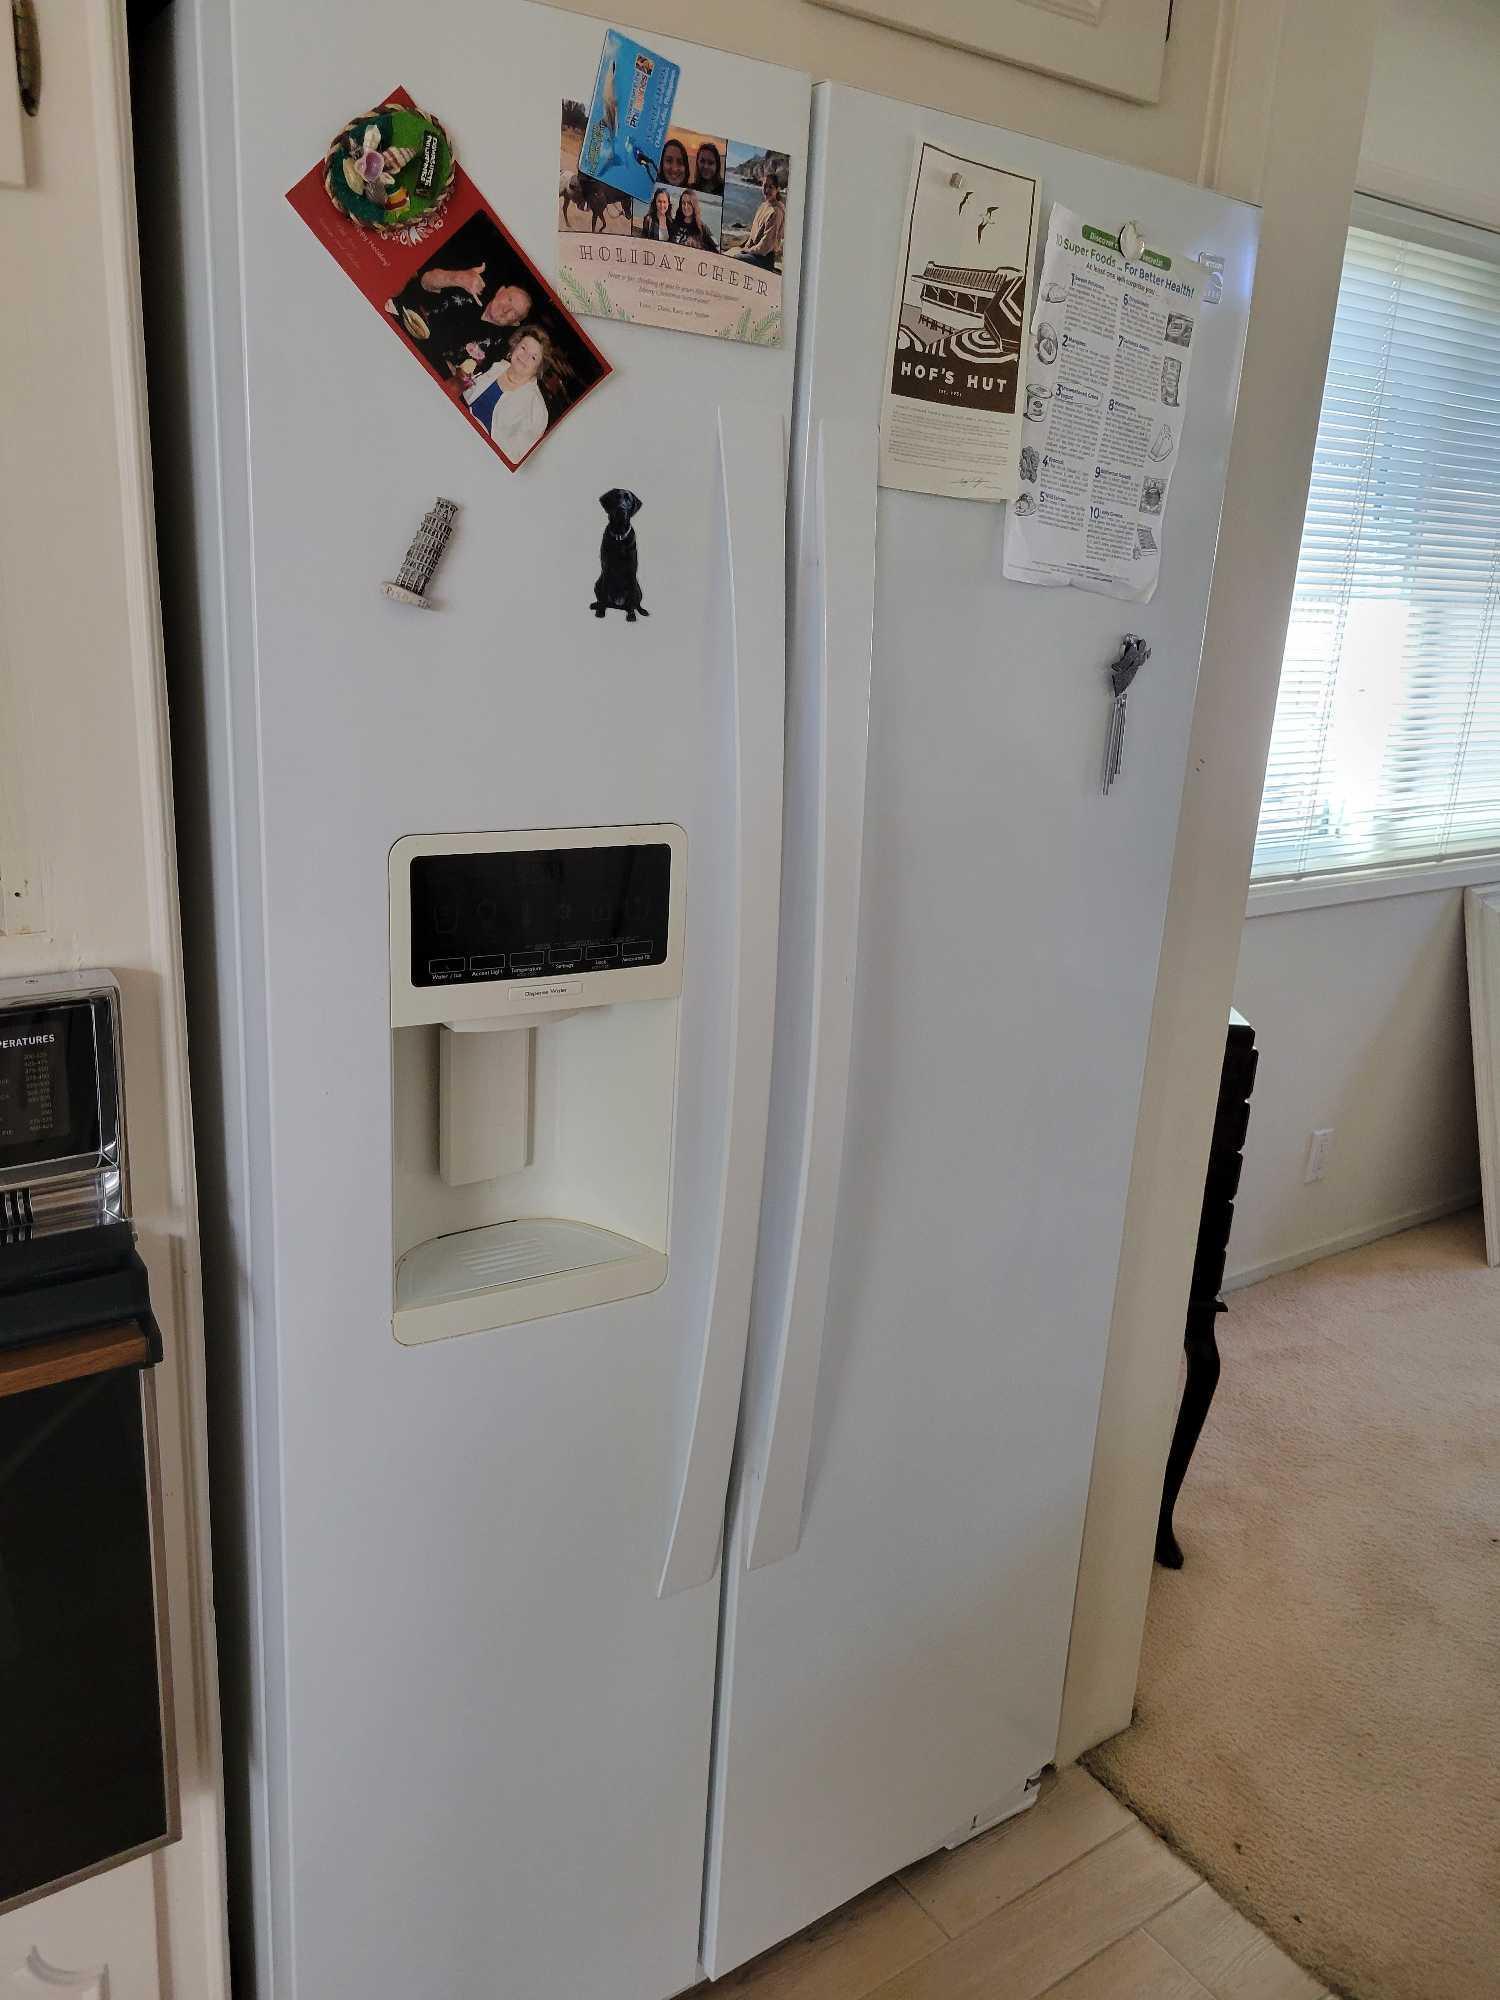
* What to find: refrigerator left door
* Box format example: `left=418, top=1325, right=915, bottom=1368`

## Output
left=157, top=5, right=808, bottom=1996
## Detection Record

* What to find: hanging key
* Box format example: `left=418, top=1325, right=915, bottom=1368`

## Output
left=1102, top=633, right=1151, bottom=795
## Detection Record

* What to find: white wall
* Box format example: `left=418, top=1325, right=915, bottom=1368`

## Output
left=1058, top=0, right=1381, bottom=1763
left=1230, top=890, right=1481, bottom=1283
left=563, top=0, right=1236, bottom=181
left=1227, top=0, right=1500, bottom=1285
left=1360, top=0, right=1500, bottom=229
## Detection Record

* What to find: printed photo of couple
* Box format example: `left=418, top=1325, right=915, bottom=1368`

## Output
left=386, top=207, right=610, bottom=469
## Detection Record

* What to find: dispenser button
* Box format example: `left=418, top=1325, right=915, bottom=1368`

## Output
left=509, top=950, right=546, bottom=974
left=584, top=943, right=621, bottom=967
left=469, top=954, right=507, bottom=977
left=620, top=939, right=655, bottom=965
left=428, top=957, right=466, bottom=979
left=549, top=946, right=584, bottom=972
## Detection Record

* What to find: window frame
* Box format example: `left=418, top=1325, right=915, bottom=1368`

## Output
left=1249, top=192, right=1500, bottom=907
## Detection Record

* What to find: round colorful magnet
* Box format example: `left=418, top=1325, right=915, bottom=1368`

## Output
left=323, top=102, right=455, bottom=231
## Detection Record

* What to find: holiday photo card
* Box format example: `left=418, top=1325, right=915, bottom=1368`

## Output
left=558, top=97, right=790, bottom=346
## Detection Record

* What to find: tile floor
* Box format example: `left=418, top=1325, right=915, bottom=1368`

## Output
left=705, top=1767, right=1332, bottom=1999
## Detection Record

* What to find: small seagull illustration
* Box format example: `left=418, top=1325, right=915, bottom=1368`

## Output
left=957, top=190, right=972, bottom=215
left=633, top=145, right=659, bottom=177
left=977, top=205, right=999, bottom=245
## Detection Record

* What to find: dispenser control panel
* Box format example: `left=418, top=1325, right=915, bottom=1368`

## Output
left=410, top=842, right=671, bottom=988
left=390, top=825, right=687, bottom=1029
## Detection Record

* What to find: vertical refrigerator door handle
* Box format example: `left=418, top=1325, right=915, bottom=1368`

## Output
left=745, top=416, right=877, bottom=1570
left=658, top=405, right=787, bottom=1599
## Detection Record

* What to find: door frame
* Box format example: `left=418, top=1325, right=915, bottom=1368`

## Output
left=0, top=3, right=229, bottom=1992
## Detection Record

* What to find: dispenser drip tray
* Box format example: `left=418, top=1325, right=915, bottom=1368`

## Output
left=394, top=1218, right=667, bottom=1346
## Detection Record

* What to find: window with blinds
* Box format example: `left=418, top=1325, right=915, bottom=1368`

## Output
left=1253, top=209, right=1500, bottom=882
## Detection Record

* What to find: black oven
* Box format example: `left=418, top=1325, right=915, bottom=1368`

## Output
left=0, top=972, right=176, bottom=1912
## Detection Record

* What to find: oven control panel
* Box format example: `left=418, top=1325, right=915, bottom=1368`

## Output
left=0, top=979, right=120, bottom=1183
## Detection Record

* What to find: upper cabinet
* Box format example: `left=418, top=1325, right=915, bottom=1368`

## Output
left=804, top=0, right=1172, bottom=103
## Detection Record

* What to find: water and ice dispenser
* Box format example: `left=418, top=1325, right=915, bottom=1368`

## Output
left=389, top=826, right=685, bottom=1343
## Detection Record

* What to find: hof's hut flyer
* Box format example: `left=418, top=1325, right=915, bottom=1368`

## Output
left=287, top=88, right=611, bottom=471
left=559, top=98, right=790, bottom=346
left=1003, top=204, right=1205, bottom=601
left=879, top=141, right=1039, bottom=502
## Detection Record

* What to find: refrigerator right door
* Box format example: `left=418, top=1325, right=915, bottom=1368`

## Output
left=705, top=83, right=1258, bottom=1976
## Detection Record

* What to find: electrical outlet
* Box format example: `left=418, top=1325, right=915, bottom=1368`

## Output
left=1304, top=1127, right=1333, bottom=1183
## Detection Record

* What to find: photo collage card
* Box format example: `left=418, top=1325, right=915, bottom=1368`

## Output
left=559, top=101, right=791, bottom=346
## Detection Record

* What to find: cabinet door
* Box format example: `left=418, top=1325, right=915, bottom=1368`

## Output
left=804, top=0, right=1172, bottom=104
left=0, top=1872, right=162, bottom=2000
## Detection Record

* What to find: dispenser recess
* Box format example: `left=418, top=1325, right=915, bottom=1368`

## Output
left=389, top=826, right=685, bottom=1344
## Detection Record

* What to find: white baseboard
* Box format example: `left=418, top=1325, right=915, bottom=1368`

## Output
left=1223, top=1191, right=1482, bottom=1292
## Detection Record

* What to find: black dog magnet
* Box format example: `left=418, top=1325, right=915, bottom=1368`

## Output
left=591, top=489, right=649, bottom=622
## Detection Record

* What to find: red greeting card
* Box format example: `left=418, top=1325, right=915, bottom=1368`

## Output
left=287, top=89, right=613, bottom=471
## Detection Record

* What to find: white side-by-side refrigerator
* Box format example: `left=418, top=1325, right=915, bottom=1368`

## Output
left=142, top=3, right=1256, bottom=1996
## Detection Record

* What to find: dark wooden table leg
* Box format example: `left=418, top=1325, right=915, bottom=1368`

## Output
left=1155, top=1297, right=1225, bottom=1569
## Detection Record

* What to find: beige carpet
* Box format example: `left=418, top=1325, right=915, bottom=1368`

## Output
left=1085, top=1212, right=1500, bottom=2000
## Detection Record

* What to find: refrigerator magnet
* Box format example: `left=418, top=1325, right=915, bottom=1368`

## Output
left=591, top=490, right=649, bottom=622
left=322, top=100, right=455, bottom=237
left=383, top=498, right=459, bottom=609
left=579, top=28, right=682, bottom=206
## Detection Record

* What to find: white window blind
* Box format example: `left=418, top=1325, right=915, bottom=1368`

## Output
left=1253, top=210, right=1500, bottom=882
